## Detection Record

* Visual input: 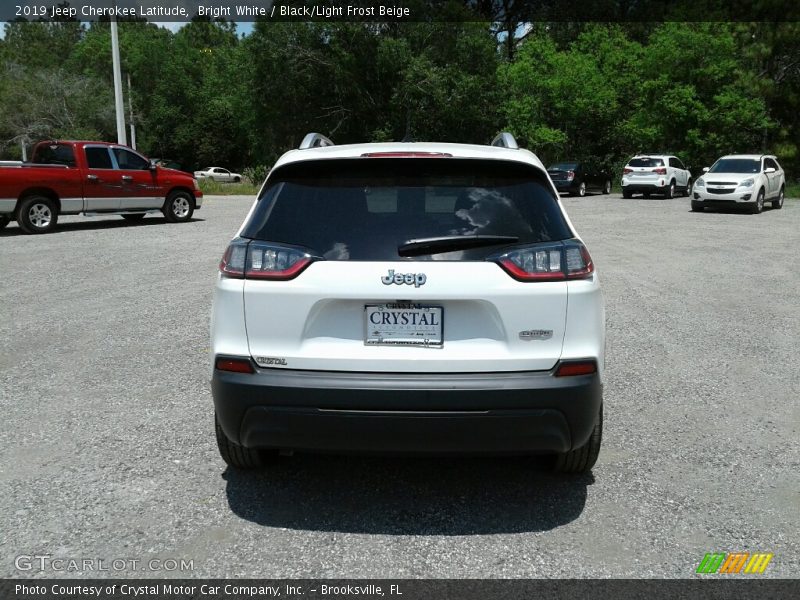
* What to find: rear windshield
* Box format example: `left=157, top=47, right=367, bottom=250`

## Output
left=549, top=163, right=577, bottom=171
left=709, top=158, right=760, bottom=174
left=32, top=143, right=76, bottom=167
left=241, top=158, right=572, bottom=261
left=627, top=157, right=664, bottom=167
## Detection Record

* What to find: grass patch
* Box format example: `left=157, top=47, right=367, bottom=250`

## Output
left=786, top=182, right=800, bottom=200
left=198, top=179, right=259, bottom=196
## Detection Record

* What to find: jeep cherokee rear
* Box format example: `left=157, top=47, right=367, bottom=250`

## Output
left=211, top=133, right=605, bottom=473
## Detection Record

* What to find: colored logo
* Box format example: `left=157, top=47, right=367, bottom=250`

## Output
left=696, top=552, right=773, bottom=574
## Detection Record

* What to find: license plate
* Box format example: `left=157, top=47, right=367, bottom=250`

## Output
left=364, top=303, right=443, bottom=347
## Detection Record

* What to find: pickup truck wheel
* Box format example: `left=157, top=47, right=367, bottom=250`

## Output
left=553, top=405, right=602, bottom=474
left=122, top=213, right=146, bottom=222
left=18, top=195, right=58, bottom=234
left=0, top=214, right=10, bottom=231
left=215, top=413, right=266, bottom=469
left=163, top=191, right=194, bottom=223
left=772, top=186, right=784, bottom=209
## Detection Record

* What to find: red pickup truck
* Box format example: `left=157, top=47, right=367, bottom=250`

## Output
left=0, top=140, right=203, bottom=234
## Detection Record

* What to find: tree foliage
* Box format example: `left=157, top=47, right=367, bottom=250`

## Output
left=0, top=19, right=797, bottom=178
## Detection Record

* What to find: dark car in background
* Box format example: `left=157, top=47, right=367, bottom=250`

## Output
left=548, top=162, right=613, bottom=197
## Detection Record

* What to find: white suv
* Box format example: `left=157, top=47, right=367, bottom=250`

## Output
left=692, top=154, right=785, bottom=214
left=621, top=154, right=692, bottom=199
left=210, top=132, right=605, bottom=473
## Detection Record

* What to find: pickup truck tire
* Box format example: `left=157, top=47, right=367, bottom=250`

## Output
left=163, top=191, right=194, bottom=223
left=18, top=195, right=58, bottom=234
left=0, top=214, right=10, bottom=231
left=122, top=214, right=146, bottom=222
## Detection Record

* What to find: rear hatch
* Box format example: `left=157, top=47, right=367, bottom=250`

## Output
left=624, top=156, right=665, bottom=184
left=231, top=157, right=587, bottom=373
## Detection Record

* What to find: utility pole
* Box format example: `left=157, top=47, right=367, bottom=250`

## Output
left=111, top=10, right=127, bottom=145
left=127, top=73, right=136, bottom=150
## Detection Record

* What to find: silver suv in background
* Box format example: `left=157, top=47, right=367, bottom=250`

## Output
left=692, top=155, right=785, bottom=214
left=621, top=154, right=692, bottom=199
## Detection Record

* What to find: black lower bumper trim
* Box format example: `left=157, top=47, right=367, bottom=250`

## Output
left=212, top=366, right=602, bottom=455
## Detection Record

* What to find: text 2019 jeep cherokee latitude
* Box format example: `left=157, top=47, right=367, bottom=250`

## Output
left=210, top=133, right=605, bottom=473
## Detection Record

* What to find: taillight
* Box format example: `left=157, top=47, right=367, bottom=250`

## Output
left=555, top=360, right=597, bottom=377
left=623, top=168, right=633, bottom=175
left=566, top=170, right=575, bottom=181
left=361, top=152, right=452, bottom=158
left=653, top=167, right=667, bottom=174
left=215, top=356, right=255, bottom=374
left=495, top=241, right=594, bottom=282
left=219, top=239, right=314, bottom=280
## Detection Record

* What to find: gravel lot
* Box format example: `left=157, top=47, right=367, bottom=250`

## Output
left=1, top=194, right=798, bottom=579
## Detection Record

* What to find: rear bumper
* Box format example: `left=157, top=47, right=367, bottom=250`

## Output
left=553, top=180, right=579, bottom=193
left=212, top=365, right=602, bottom=455
left=621, top=182, right=667, bottom=193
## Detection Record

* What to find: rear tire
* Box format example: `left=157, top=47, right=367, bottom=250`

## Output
left=122, top=213, right=146, bottom=222
left=215, top=413, right=264, bottom=469
left=691, top=201, right=705, bottom=212
left=0, top=214, right=10, bottom=231
left=577, top=181, right=586, bottom=197
left=772, top=186, right=784, bottom=209
left=554, top=405, right=602, bottom=474
left=17, top=195, right=58, bottom=234
left=685, top=179, right=693, bottom=197
left=163, top=190, right=195, bottom=223
left=603, top=180, right=612, bottom=195
left=665, top=180, right=675, bottom=199
left=234, top=176, right=241, bottom=183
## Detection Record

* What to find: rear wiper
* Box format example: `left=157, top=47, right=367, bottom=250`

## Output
left=398, top=235, right=519, bottom=257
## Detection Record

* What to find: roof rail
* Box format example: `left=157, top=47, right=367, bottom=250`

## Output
left=491, top=132, right=519, bottom=150
left=299, top=133, right=335, bottom=150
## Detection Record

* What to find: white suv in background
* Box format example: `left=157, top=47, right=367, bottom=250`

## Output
left=692, top=154, right=785, bottom=214
left=210, top=132, right=605, bottom=474
left=621, top=154, right=692, bottom=199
